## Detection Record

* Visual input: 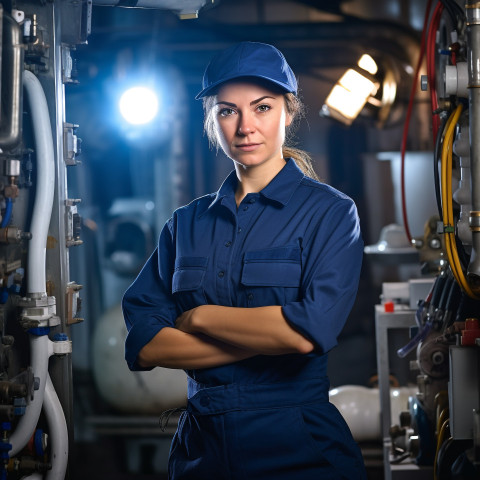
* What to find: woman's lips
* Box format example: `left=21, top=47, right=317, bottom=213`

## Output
left=236, top=143, right=260, bottom=151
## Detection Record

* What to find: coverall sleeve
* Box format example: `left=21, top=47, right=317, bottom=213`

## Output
left=281, top=198, right=363, bottom=354
left=122, top=218, right=178, bottom=371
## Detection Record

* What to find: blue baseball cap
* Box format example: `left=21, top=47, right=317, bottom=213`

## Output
left=195, top=41, right=298, bottom=100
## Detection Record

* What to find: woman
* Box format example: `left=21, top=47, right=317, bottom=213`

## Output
left=123, top=41, right=367, bottom=479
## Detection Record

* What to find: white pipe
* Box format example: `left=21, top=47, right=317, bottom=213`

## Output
left=9, top=70, right=56, bottom=457
left=10, top=71, right=67, bottom=478
left=44, top=374, right=68, bottom=480
left=22, top=70, right=55, bottom=297
left=9, top=335, right=49, bottom=456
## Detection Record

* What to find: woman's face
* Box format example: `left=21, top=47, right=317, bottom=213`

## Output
left=212, top=81, right=292, bottom=170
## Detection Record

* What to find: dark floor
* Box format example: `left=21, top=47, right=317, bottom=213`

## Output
left=70, top=438, right=385, bottom=480
left=71, top=438, right=168, bottom=480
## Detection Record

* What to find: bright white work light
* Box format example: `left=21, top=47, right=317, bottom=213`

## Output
left=322, top=69, right=377, bottom=125
left=321, top=55, right=397, bottom=127
left=119, top=86, right=159, bottom=125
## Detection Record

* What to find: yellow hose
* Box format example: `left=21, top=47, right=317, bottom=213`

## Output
left=441, top=105, right=479, bottom=298
left=436, top=407, right=449, bottom=437
left=441, top=107, right=461, bottom=281
left=433, top=419, right=450, bottom=480
left=442, top=106, right=463, bottom=287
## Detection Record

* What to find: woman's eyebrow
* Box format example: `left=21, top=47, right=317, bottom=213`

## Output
left=215, top=100, right=236, bottom=107
left=215, top=96, right=276, bottom=107
left=250, top=95, right=275, bottom=105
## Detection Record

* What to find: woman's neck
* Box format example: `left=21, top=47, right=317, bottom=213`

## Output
left=234, top=157, right=286, bottom=206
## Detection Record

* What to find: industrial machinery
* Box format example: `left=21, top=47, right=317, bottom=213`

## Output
left=0, top=1, right=211, bottom=478
left=375, top=1, right=480, bottom=478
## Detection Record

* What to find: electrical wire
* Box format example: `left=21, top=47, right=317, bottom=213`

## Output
left=454, top=233, right=469, bottom=270
left=439, top=0, right=458, bottom=26
left=437, top=275, right=454, bottom=313
left=397, top=273, right=444, bottom=358
left=441, top=104, right=479, bottom=298
left=436, top=407, right=449, bottom=438
left=442, top=106, right=464, bottom=288
left=434, top=418, right=450, bottom=480
left=434, top=113, right=449, bottom=219
left=400, top=0, right=433, bottom=244
left=427, top=2, right=444, bottom=141
left=441, top=280, right=461, bottom=331
left=1, top=198, right=12, bottom=228
left=441, top=0, right=466, bottom=23
left=435, top=109, right=470, bottom=272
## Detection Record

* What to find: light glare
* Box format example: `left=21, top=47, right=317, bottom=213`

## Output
left=325, top=85, right=368, bottom=120
left=324, top=69, right=377, bottom=121
left=358, top=54, right=378, bottom=75
left=119, top=87, right=159, bottom=125
left=339, top=69, right=376, bottom=98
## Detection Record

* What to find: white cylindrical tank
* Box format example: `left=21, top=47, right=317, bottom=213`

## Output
left=92, top=303, right=187, bottom=414
left=329, top=385, right=417, bottom=442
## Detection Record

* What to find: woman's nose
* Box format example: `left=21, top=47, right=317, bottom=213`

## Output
left=237, top=113, right=255, bottom=135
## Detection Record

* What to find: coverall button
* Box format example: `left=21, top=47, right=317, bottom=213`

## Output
left=247, top=293, right=254, bottom=301
left=224, top=241, right=232, bottom=247
left=249, top=198, right=256, bottom=204
left=218, top=271, right=225, bottom=278
left=237, top=227, right=242, bottom=233
left=243, top=206, right=249, bottom=211
left=200, top=396, right=210, bottom=407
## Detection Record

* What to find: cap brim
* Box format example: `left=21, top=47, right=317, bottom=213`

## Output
left=195, top=75, right=296, bottom=100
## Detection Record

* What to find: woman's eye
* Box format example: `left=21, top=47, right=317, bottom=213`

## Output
left=219, top=108, right=235, bottom=117
left=257, top=104, right=271, bottom=113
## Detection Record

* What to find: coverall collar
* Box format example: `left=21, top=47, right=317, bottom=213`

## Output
left=207, top=157, right=306, bottom=213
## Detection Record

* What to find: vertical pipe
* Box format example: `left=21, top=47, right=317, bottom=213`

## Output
left=0, top=12, right=24, bottom=148
left=44, top=374, right=68, bottom=480
left=22, top=70, right=55, bottom=297
left=8, top=335, right=49, bottom=456
left=466, top=1, right=480, bottom=285
left=9, top=71, right=57, bottom=460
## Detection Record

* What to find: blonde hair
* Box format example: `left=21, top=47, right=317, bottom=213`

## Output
left=203, top=90, right=319, bottom=181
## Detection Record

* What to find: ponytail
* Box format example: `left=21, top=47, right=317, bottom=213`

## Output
left=282, top=146, right=319, bottom=181
left=283, top=93, right=319, bottom=181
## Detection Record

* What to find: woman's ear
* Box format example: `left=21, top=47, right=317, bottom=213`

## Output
left=285, top=111, right=293, bottom=127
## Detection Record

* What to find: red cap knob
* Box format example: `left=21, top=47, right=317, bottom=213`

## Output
left=384, top=301, right=395, bottom=313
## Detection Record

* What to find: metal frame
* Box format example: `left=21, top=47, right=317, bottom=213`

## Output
left=375, top=304, right=434, bottom=480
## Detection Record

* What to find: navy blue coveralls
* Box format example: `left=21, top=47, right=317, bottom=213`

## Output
left=123, top=159, right=367, bottom=479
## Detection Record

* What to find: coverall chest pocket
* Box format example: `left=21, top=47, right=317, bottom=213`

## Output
left=241, top=245, right=302, bottom=306
left=172, top=256, right=208, bottom=312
